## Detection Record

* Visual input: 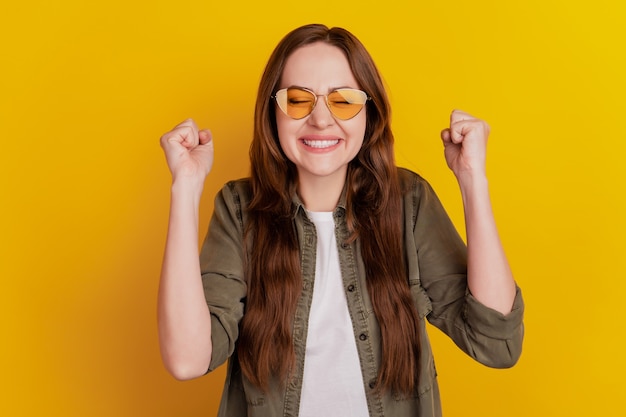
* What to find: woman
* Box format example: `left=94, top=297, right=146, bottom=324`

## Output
left=158, top=24, right=524, bottom=417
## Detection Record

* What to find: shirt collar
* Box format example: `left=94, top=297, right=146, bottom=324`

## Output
left=290, top=182, right=348, bottom=219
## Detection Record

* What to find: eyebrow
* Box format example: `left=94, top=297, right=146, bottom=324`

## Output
left=283, top=85, right=358, bottom=93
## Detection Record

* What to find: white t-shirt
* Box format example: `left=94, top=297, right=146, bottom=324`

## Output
left=298, top=211, right=370, bottom=417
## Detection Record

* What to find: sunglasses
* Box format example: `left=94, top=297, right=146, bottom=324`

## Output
left=273, top=87, right=369, bottom=120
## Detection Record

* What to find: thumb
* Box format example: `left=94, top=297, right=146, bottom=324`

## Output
left=198, top=129, right=213, bottom=145
left=441, top=128, right=452, bottom=144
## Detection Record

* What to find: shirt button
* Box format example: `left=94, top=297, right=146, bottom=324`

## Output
left=369, top=381, right=376, bottom=389
left=341, top=242, right=349, bottom=249
left=347, top=284, right=355, bottom=292
left=359, top=333, right=368, bottom=341
left=336, top=210, right=344, bottom=218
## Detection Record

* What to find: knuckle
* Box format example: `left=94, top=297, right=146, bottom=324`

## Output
left=160, top=132, right=172, bottom=144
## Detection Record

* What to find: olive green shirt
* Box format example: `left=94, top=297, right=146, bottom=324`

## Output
left=199, top=168, right=524, bottom=417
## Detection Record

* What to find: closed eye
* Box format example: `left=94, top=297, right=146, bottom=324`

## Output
left=288, top=98, right=314, bottom=105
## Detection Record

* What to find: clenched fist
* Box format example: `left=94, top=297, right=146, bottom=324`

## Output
left=441, top=110, right=490, bottom=181
left=160, top=119, right=214, bottom=183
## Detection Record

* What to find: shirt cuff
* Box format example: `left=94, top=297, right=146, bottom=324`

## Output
left=464, top=286, right=524, bottom=340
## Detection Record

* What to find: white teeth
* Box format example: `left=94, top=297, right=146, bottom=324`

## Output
left=303, top=139, right=339, bottom=148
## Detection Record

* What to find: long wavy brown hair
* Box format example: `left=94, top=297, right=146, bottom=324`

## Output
left=238, top=24, right=421, bottom=396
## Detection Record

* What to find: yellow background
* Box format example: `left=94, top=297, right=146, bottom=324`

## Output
left=1, top=0, right=624, bottom=416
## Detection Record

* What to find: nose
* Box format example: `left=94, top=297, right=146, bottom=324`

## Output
left=307, top=96, right=335, bottom=128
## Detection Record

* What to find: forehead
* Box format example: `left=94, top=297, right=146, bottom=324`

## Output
left=279, top=42, right=359, bottom=90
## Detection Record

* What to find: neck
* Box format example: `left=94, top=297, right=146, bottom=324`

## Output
left=297, top=171, right=346, bottom=212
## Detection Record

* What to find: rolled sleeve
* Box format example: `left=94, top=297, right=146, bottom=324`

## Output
left=403, top=168, right=525, bottom=369
left=199, top=181, right=249, bottom=371
left=461, top=286, right=524, bottom=368
left=465, top=286, right=524, bottom=340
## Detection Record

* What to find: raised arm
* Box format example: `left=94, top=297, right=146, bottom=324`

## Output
left=158, top=119, right=214, bottom=380
left=441, top=110, right=516, bottom=315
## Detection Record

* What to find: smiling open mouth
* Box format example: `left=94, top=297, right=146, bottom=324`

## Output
left=302, top=139, right=340, bottom=148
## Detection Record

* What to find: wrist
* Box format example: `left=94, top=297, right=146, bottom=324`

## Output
left=171, top=177, right=205, bottom=202
left=456, top=170, right=488, bottom=195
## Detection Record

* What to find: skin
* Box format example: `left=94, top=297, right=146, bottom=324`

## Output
left=441, top=110, right=516, bottom=313
left=157, top=43, right=516, bottom=381
left=276, top=42, right=367, bottom=211
left=158, top=120, right=214, bottom=380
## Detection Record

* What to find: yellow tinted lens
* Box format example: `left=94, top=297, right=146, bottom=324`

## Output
left=275, top=88, right=316, bottom=119
left=327, top=89, right=368, bottom=119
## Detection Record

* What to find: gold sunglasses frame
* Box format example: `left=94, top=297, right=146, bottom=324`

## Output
left=272, top=87, right=370, bottom=120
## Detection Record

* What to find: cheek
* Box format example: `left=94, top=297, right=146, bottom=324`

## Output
left=275, top=116, right=298, bottom=161
left=275, top=111, right=295, bottom=139
left=349, top=113, right=367, bottom=143
left=348, top=115, right=367, bottom=157
left=275, top=116, right=289, bottom=142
